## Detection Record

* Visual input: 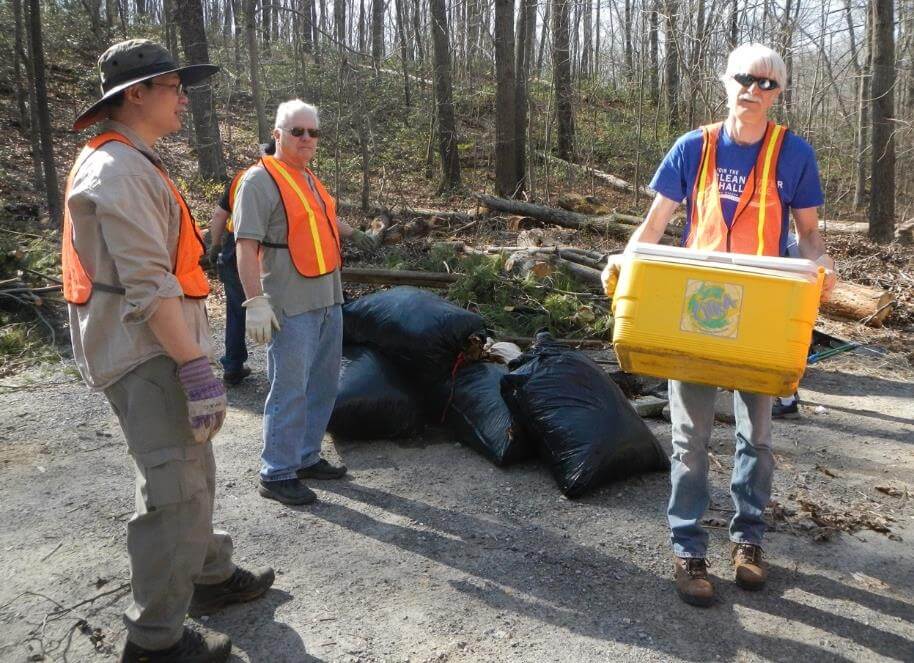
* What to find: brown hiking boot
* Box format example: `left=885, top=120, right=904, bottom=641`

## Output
left=673, top=557, right=715, bottom=607
left=731, top=543, right=767, bottom=590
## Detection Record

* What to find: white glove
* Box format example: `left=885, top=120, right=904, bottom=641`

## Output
left=815, top=254, right=837, bottom=302
left=243, top=294, right=281, bottom=344
left=601, top=254, right=628, bottom=299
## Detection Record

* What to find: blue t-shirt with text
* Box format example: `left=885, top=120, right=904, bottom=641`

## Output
left=649, top=125, right=824, bottom=256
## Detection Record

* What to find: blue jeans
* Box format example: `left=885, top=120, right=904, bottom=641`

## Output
left=667, top=380, right=774, bottom=558
left=216, top=248, right=248, bottom=374
left=261, top=305, right=342, bottom=481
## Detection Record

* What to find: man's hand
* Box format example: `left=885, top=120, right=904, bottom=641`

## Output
left=207, top=241, right=222, bottom=267
left=350, top=229, right=378, bottom=253
left=243, top=294, right=280, bottom=344
left=815, top=254, right=837, bottom=302
left=176, top=356, right=227, bottom=443
left=601, top=254, right=627, bottom=299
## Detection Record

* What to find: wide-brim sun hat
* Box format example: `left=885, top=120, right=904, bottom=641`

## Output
left=73, top=39, right=219, bottom=131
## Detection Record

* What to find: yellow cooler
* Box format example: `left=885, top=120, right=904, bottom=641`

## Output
left=610, top=243, right=824, bottom=396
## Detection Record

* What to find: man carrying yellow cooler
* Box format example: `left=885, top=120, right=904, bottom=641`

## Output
left=65, top=40, right=274, bottom=661
left=605, top=44, right=837, bottom=607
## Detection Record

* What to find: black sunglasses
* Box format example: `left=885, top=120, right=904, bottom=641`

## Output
left=284, top=126, right=321, bottom=138
left=733, top=73, right=779, bottom=91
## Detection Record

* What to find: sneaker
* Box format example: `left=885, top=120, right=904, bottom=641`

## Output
left=673, top=557, right=715, bottom=607
left=772, top=392, right=800, bottom=419
left=258, top=478, right=317, bottom=505
left=188, top=566, right=275, bottom=617
left=120, top=627, right=230, bottom=662
left=222, top=366, right=251, bottom=386
left=296, top=458, right=347, bottom=480
left=731, top=542, right=767, bottom=590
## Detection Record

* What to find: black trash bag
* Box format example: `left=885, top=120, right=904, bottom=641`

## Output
left=501, top=332, right=669, bottom=497
left=432, top=361, right=533, bottom=467
left=328, top=345, right=424, bottom=440
left=343, top=287, right=487, bottom=384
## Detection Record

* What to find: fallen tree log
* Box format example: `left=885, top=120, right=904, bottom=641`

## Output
left=485, top=245, right=609, bottom=271
left=476, top=194, right=681, bottom=239
left=338, top=199, right=477, bottom=224
left=821, top=281, right=894, bottom=327
left=542, top=154, right=654, bottom=197
left=341, top=267, right=458, bottom=289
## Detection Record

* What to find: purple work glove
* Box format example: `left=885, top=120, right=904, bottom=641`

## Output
left=177, top=356, right=228, bottom=443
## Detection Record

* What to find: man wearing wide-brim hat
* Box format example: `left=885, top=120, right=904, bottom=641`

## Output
left=64, top=40, right=274, bottom=663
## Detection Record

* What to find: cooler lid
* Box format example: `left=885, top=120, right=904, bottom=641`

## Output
left=631, top=242, right=820, bottom=277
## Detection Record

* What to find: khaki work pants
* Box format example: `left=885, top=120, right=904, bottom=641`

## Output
left=104, top=355, right=235, bottom=650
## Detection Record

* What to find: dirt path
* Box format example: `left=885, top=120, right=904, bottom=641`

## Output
left=1, top=302, right=912, bottom=662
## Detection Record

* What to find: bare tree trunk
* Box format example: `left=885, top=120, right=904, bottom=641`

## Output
left=358, top=0, right=366, bottom=52
left=868, top=0, right=896, bottom=243
left=245, top=0, right=270, bottom=140
left=514, top=0, right=535, bottom=193
left=413, top=0, right=424, bottom=64
left=334, top=0, right=346, bottom=50
left=163, top=0, right=179, bottom=59
left=623, top=0, right=633, bottom=81
left=649, top=1, right=659, bottom=102
left=12, top=0, right=29, bottom=133
left=20, top=0, right=43, bottom=189
left=27, top=0, right=60, bottom=225
left=851, top=0, right=871, bottom=210
left=728, top=0, right=738, bottom=48
left=372, top=0, right=385, bottom=69
left=177, top=0, right=226, bottom=180
left=581, top=0, right=592, bottom=79
left=262, top=0, right=272, bottom=56
left=494, top=0, right=517, bottom=196
left=686, top=0, right=705, bottom=127
left=430, top=0, right=461, bottom=191
left=395, top=0, right=412, bottom=108
left=536, top=0, right=550, bottom=78
left=301, top=0, right=314, bottom=52
left=664, top=0, right=680, bottom=125
left=552, top=0, right=575, bottom=160
left=223, top=0, right=233, bottom=39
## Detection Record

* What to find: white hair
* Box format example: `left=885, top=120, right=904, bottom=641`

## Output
left=721, top=44, right=788, bottom=89
left=273, top=99, right=319, bottom=129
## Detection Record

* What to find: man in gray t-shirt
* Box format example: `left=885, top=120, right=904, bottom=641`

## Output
left=234, top=99, right=376, bottom=506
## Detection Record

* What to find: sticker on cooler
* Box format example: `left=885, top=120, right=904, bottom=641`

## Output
left=681, top=279, right=744, bottom=339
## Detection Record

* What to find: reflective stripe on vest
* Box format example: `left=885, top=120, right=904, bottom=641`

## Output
left=62, top=131, right=209, bottom=305
left=259, top=156, right=341, bottom=278
left=686, top=121, right=787, bottom=257
left=225, top=168, right=247, bottom=234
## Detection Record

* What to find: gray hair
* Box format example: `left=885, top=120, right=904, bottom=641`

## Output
left=721, top=44, right=788, bottom=89
left=274, top=99, right=319, bottom=129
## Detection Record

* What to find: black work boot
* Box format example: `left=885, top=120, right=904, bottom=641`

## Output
left=222, top=366, right=251, bottom=386
left=120, top=627, right=230, bottom=662
left=772, top=392, right=800, bottom=419
left=188, top=566, right=276, bottom=617
left=258, top=478, right=317, bottom=505
left=296, top=458, right=347, bottom=480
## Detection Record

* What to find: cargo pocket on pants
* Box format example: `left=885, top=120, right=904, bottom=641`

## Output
left=135, top=445, right=209, bottom=514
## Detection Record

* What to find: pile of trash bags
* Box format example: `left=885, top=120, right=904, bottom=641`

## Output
left=330, top=287, right=669, bottom=497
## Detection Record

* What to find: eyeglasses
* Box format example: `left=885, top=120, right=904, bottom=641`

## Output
left=283, top=126, right=321, bottom=139
left=733, top=73, right=779, bottom=91
left=151, top=82, right=186, bottom=96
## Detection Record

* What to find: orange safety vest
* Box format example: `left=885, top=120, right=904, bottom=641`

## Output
left=62, top=131, right=209, bottom=305
left=259, top=155, right=341, bottom=278
left=685, top=121, right=788, bottom=257
left=224, top=167, right=247, bottom=233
